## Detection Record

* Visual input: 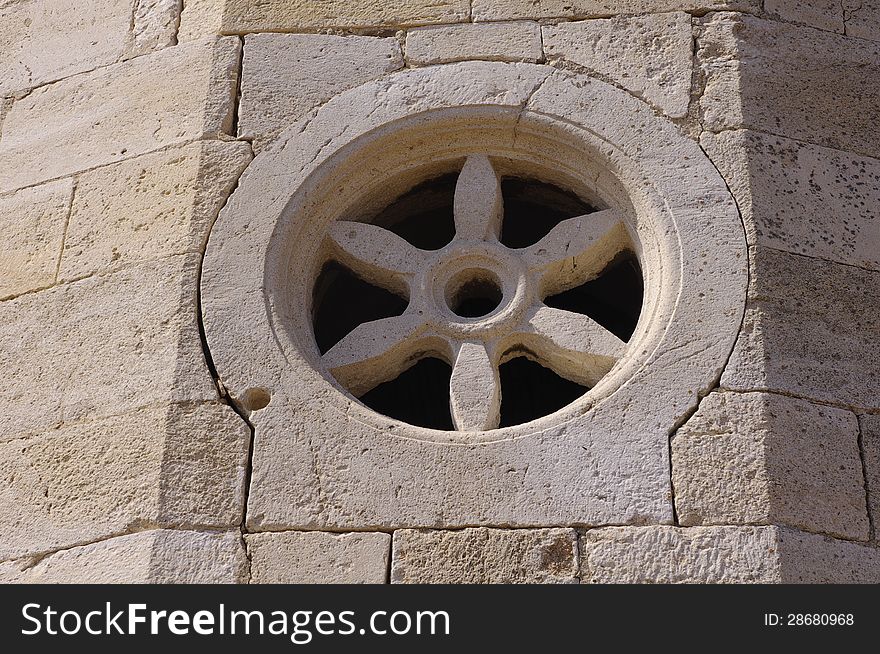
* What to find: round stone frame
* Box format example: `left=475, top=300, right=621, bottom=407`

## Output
left=202, top=62, right=747, bottom=529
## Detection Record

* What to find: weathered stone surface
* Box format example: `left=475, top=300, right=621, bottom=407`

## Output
left=0, top=179, right=73, bottom=299
left=581, top=526, right=779, bottom=583
left=0, top=256, right=216, bottom=437
left=672, top=391, right=868, bottom=540
left=0, top=402, right=248, bottom=560
left=247, top=531, right=390, bottom=583
left=702, top=130, right=880, bottom=271
left=472, top=0, right=759, bottom=20
left=0, top=37, right=239, bottom=193
left=860, top=415, right=880, bottom=539
left=130, top=0, right=182, bottom=56
left=391, top=528, right=578, bottom=583
left=722, top=247, right=880, bottom=410
left=0, top=0, right=132, bottom=96
left=778, top=528, right=880, bottom=583
left=222, top=0, right=470, bottom=31
left=765, top=0, right=844, bottom=34
left=239, top=34, right=403, bottom=151
left=699, top=13, right=880, bottom=157
left=178, top=0, right=224, bottom=41
left=543, top=13, right=692, bottom=119
left=60, top=141, right=252, bottom=281
left=4, top=530, right=247, bottom=583
left=406, top=22, right=542, bottom=66
left=845, top=2, right=880, bottom=41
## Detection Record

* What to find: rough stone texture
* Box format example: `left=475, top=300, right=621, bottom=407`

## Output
left=722, top=247, right=880, bottom=411
left=0, top=402, right=248, bottom=560
left=130, top=0, right=182, bottom=56
left=406, top=22, right=542, bottom=66
left=178, top=0, right=224, bottom=41
left=239, top=34, right=403, bottom=151
left=2, top=530, right=247, bottom=583
left=247, top=531, right=390, bottom=583
left=0, top=179, right=73, bottom=299
left=699, top=13, right=880, bottom=158
left=391, top=528, right=578, bottom=583
left=543, top=13, right=692, bottom=119
left=764, top=1, right=879, bottom=41
left=861, top=415, right=880, bottom=540
left=0, top=0, right=133, bottom=97
left=472, top=0, right=759, bottom=20
left=581, top=526, right=880, bottom=583
left=702, top=130, right=880, bottom=271
left=221, top=0, right=470, bottom=31
left=672, top=391, right=868, bottom=540
left=0, top=256, right=216, bottom=438
left=581, top=526, right=779, bottom=583
left=0, top=37, right=240, bottom=194
left=845, top=2, right=880, bottom=41
left=60, top=141, right=252, bottom=281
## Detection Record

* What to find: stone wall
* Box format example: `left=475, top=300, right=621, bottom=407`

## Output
left=1, top=0, right=878, bottom=583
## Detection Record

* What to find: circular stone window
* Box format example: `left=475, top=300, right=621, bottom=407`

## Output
left=201, top=62, right=746, bottom=529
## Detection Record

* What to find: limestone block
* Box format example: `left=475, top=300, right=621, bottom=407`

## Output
left=765, top=0, right=844, bottom=33
left=672, top=392, right=868, bottom=540
left=0, top=402, right=248, bottom=560
left=391, top=528, right=578, bottom=583
left=860, top=415, right=880, bottom=537
left=846, top=2, right=880, bottom=41
left=0, top=179, right=73, bottom=299
left=247, top=531, right=390, bottom=583
left=406, top=22, right=542, bottom=66
left=0, top=37, right=240, bottom=194
left=543, top=13, right=692, bottom=119
left=581, top=526, right=779, bottom=583
left=60, top=141, right=252, bottom=281
left=722, top=247, right=880, bottom=410
left=221, top=0, right=470, bottom=31
left=702, top=130, right=880, bottom=271
left=178, top=0, right=224, bottom=41
left=0, top=0, right=132, bottom=97
left=699, top=13, right=880, bottom=157
left=239, top=34, right=403, bottom=151
left=130, top=0, right=183, bottom=56
left=5, top=530, right=247, bottom=583
left=472, top=1, right=759, bottom=21
left=0, top=256, right=216, bottom=437
left=778, top=528, right=880, bottom=583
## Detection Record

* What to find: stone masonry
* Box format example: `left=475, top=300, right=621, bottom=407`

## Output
left=1, top=1, right=878, bottom=583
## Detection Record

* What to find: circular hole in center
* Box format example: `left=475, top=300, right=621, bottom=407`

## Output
left=445, top=269, right=504, bottom=318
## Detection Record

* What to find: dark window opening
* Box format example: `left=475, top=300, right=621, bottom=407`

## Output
left=544, top=252, right=643, bottom=342
left=359, top=357, right=454, bottom=430
left=498, top=355, right=589, bottom=428
left=499, top=177, right=598, bottom=249
left=312, top=262, right=408, bottom=355
left=371, top=173, right=457, bottom=251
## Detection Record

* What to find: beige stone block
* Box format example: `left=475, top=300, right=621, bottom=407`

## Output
left=178, top=0, right=224, bottom=41
left=543, top=13, right=692, bottom=119
left=221, top=0, right=470, bottom=31
left=0, top=37, right=240, bottom=193
left=860, top=415, right=880, bottom=538
left=0, top=256, right=216, bottom=437
left=472, top=1, right=759, bottom=21
left=699, top=13, right=880, bottom=157
left=722, top=247, right=880, bottom=410
left=0, top=179, right=73, bottom=299
left=247, top=531, right=390, bottom=583
left=130, top=0, right=183, bottom=56
left=581, top=526, right=780, bottom=583
left=845, top=2, right=880, bottom=41
left=778, top=528, right=880, bottom=583
left=702, top=130, right=880, bottom=271
left=0, top=0, right=132, bottom=96
left=391, top=528, right=578, bottom=583
left=0, top=402, right=248, bottom=560
left=60, top=141, right=252, bottom=281
left=765, top=0, right=844, bottom=34
left=7, top=530, right=246, bottom=583
left=406, top=22, right=542, bottom=66
left=239, top=34, right=403, bottom=151
left=672, top=392, right=868, bottom=540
